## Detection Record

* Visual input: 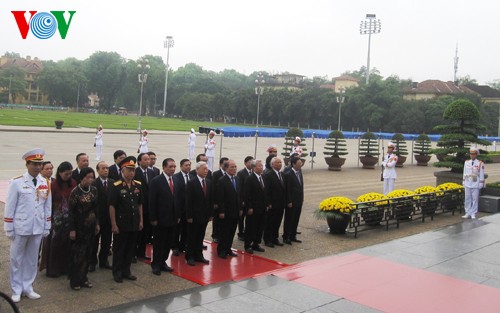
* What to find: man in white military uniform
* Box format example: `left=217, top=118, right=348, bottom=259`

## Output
left=95, top=124, right=104, bottom=161
left=188, top=128, right=196, bottom=160
left=205, top=131, right=216, bottom=171
left=4, top=148, right=52, bottom=303
left=462, top=147, right=485, bottom=219
left=139, top=130, right=149, bottom=153
left=382, top=142, right=398, bottom=195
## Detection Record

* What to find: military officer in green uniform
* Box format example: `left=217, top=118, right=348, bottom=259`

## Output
left=109, top=156, right=143, bottom=283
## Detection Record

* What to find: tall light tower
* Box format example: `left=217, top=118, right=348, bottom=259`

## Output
left=137, top=58, right=150, bottom=132
left=336, top=87, right=345, bottom=131
left=360, top=14, right=381, bottom=84
left=162, top=36, right=174, bottom=117
left=255, top=73, right=265, bottom=128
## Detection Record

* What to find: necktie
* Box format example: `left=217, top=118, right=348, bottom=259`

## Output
left=143, top=170, right=148, bottom=183
left=296, top=171, right=301, bottom=185
left=202, top=179, right=207, bottom=195
left=259, top=176, right=264, bottom=189
left=231, top=176, right=237, bottom=191
left=117, top=165, right=121, bottom=176
left=185, top=174, right=189, bottom=184
left=169, top=177, right=174, bottom=194
left=103, top=180, right=107, bottom=190
left=278, top=172, right=283, bottom=184
left=32, top=177, right=37, bottom=187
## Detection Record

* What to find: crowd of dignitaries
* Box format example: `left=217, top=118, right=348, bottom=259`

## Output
left=4, top=145, right=304, bottom=301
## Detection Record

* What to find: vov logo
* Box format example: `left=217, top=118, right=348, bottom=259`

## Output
left=12, top=11, right=76, bottom=39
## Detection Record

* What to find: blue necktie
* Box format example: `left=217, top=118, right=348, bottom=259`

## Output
left=231, top=176, right=237, bottom=191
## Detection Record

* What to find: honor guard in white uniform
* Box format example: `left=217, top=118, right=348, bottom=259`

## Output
left=4, top=148, right=52, bottom=303
left=290, top=137, right=303, bottom=157
left=95, top=125, right=104, bottom=160
left=139, top=130, right=149, bottom=153
left=462, top=147, right=485, bottom=219
left=205, top=131, right=216, bottom=171
left=382, top=142, right=398, bottom=195
left=188, top=128, right=197, bottom=160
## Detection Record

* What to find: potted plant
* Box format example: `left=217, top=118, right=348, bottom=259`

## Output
left=282, top=127, right=308, bottom=165
left=435, top=182, right=464, bottom=213
left=356, top=192, right=389, bottom=225
left=387, top=189, right=416, bottom=220
left=391, top=133, right=408, bottom=167
left=414, top=134, right=432, bottom=166
left=414, top=186, right=439, bottom=218
left=324, top=130, right=348, bottom=171
left=358, top=131, right=380, bottom=169
left=314, top=196, right=354, bottom=234
left=54, top=120, right=64, bottom=129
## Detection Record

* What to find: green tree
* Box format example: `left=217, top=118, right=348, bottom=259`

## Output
left=0, top=66, right=26, bottom=103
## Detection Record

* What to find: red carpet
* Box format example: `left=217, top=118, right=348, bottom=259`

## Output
left=145, top=241, right=290, bottom=286
left=274, top=253, right=500, bottom=313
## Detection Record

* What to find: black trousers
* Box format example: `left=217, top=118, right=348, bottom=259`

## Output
left=211, top=211, right=220, bottom=240
left=264, top=206, right=284, bottom=243
left=151, top=225, right=175, bottom=270
left=136, top=222, right=152, bottom=258
left=186, top=221, right=208, bottom=261
left=172, top=217, right=187, bottom=252
left=244, top=211, right=265, bottom=249
left=90, top=222, right=112, bottom=265
left=112, top=231, right=137, bottom=278
left=238, top=207, right=246, bottom=237
left=217, top=216, right=238, bottom=255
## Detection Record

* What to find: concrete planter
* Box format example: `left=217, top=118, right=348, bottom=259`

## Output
left=324, top=157, right=346, bottom=171
left=415, top=154, right=431, bottom=166
left=359, top=156, right=378, bottom=169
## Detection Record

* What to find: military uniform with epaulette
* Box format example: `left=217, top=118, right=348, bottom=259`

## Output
left=108, top=156, right=143, bottom=283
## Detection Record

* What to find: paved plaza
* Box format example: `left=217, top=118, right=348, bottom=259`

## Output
left=1, top=126, right=500, bottom=312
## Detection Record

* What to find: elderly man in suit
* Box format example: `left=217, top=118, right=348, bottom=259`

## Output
left=185, top=161, right=213, bottom=266
left=236, top=156, right=254, bottom=241
left=149, top=158, right=179, bottom=275
left=217, top=160, right=242, bottom=259
left=243, top=160, right=267, bottom=254
left=211, top=157, right=229, bottom=243
left=71, top=152, right=89, bottom=184
left=263, top=157, right=287, bottom=248
left=172, top=159, right=192, bottom=256
left=134, top=153, right=155, bottom=261
left=108, top=150, right=127, bottom=181
left=283, top=157, right=304, bottom=244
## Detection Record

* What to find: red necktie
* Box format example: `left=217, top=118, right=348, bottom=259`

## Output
left=169, top=177, right=174, bottom=194
left=202, top=179, right=207, bottom=195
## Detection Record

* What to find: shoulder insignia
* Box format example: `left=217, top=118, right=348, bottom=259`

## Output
left=133, top=180, right=142, bottom=185
left=12, top=175, right=23, bottom=180
left=114, top=180, right=122, bottom=186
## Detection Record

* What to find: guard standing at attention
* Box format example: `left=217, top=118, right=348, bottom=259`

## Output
left=462, top=147, right=485, bottom=219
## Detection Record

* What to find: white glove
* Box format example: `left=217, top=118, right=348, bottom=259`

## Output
left=43, top=230, right=50, bottom=237
left=6, top=231, right=15, bottom=240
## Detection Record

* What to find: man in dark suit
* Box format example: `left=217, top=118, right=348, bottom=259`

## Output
left=211, top=157, right=229, bottom=243
left=283, top=157, right=304, bottom=244
left=185, top=161, right=213, bottom=266
left=189, top=154, right=213, bottom=180
left=172, top=159, right=192, bottom=256
left=90, top=161, right=114, bottom=271
left=149, top=158, right=179, bottom=276
left=263, top=157, right=287, bottom=248
left=71, top=152, right=89, bottom=183
left=134, top=153, right=155, bottom=260
left=217, top=160, right=242, bottom=259
left=244, top=160, right=266, bottom=254
left=236, top=156, right=254, bottom=241
left=108, top=150, right=127, bottom=181
left=147, top=151, right=161, bottom=177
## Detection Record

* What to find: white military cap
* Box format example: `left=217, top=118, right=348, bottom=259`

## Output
left=22, top=148, right=45, bottom=162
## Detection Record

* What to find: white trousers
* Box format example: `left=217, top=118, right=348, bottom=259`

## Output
left=95, top=144, right=103, bottom=160
left=383, top=178, right=395, bottom=195
left=464, top=187, right=480, bottom=217
left=207, top=156, right=214, bottom=172
left=188, top=144, right=195, bottom=160
left=10, top=234, right=42, bottom=296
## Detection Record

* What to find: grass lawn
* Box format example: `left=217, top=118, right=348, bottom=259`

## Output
left=0, top=108, right=227, bottom=131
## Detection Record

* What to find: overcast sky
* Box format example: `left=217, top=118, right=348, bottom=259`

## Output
left=1, top=0, right=498, bottom=84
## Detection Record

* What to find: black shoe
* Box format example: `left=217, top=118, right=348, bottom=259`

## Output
left=186, top=259, right=196, bottom=266
left=238, top=234, right=245, bottom=241
left=195, top=258, right=210, bottom=264
left=218, top=253, right=227, bottom=259
left=88, top=264, right=96, bottom=272
left=100, top=262, right=112, bottom=270
left=245, top=248, right=254, bottom=254
left=272, top=240, right=284, bottom=246
left=161, top=265, right=174, bottom=272
left=227, top=251, right=238, bottom=257
left=172, top=249, right=180, bottom=256
left=296, top=231, right=301, bottom=235
left=252, top=245, right=265, bottom=252
left=203, top=245, right=208, bottom=250
left=265, top=242, right=275, bottom=248
left=291, top=238, right=302, bottom=243
left=123, top=274, right=137, bottom=281
left=131, top=257, right=137, bottom=263
left=152, top=268, right=161, bottom=276
left=139, top=255, right=151, bottom=261
left=113, top=275, right=123, bottom=283
left=283, top=239, right=292, bottom=245
left=212, top=238, right=219, bottom=244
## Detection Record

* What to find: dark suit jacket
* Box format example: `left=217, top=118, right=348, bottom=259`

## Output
left=264, top=170, right=287, bottom=209
left=186, top=177, right=213, bottom=224
left=150, top=166, right=161, bottom=177
left=189, top=169, right=212, bottom=181
left=237, top=168, right=251, bottom=206
left=218, top=175, right=242, bottom=219
left=108, top=164, right=121, bottom=181
left=134, top=167, right=155, bottom=216
left=149, top=174, right=179, bottom=227
left=92, top=177, right=115, bottom=226
left=244, top=173, right=267, bottom=214
left=71, top=168, right=82, bottom=184
left=211, top=169, right=225, bottom=206
left=173, top=171, right=191, bottom=216
left=285, top=169, right=304, bottom=206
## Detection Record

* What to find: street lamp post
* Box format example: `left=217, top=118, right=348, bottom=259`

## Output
left=336, top=87, right=345, bottom=131
left=360, top=14, right=381, bottom=84
left=137, top=58, right=150, bottom=133
left=255, top=73, right=265, bottom=128
left=162, top=36, right=174, bottom=117
left=8, top=75, right=12, bottom=104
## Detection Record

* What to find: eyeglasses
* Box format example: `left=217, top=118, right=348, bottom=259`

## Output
left=150, top=158, right=157, bottom=160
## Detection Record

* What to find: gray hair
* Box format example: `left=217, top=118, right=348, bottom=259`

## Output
left=196, top=161, right=208, bottom=170
left=251, top=159, right=263, bottom=169
left=270, top=157, right=282, bottom=166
